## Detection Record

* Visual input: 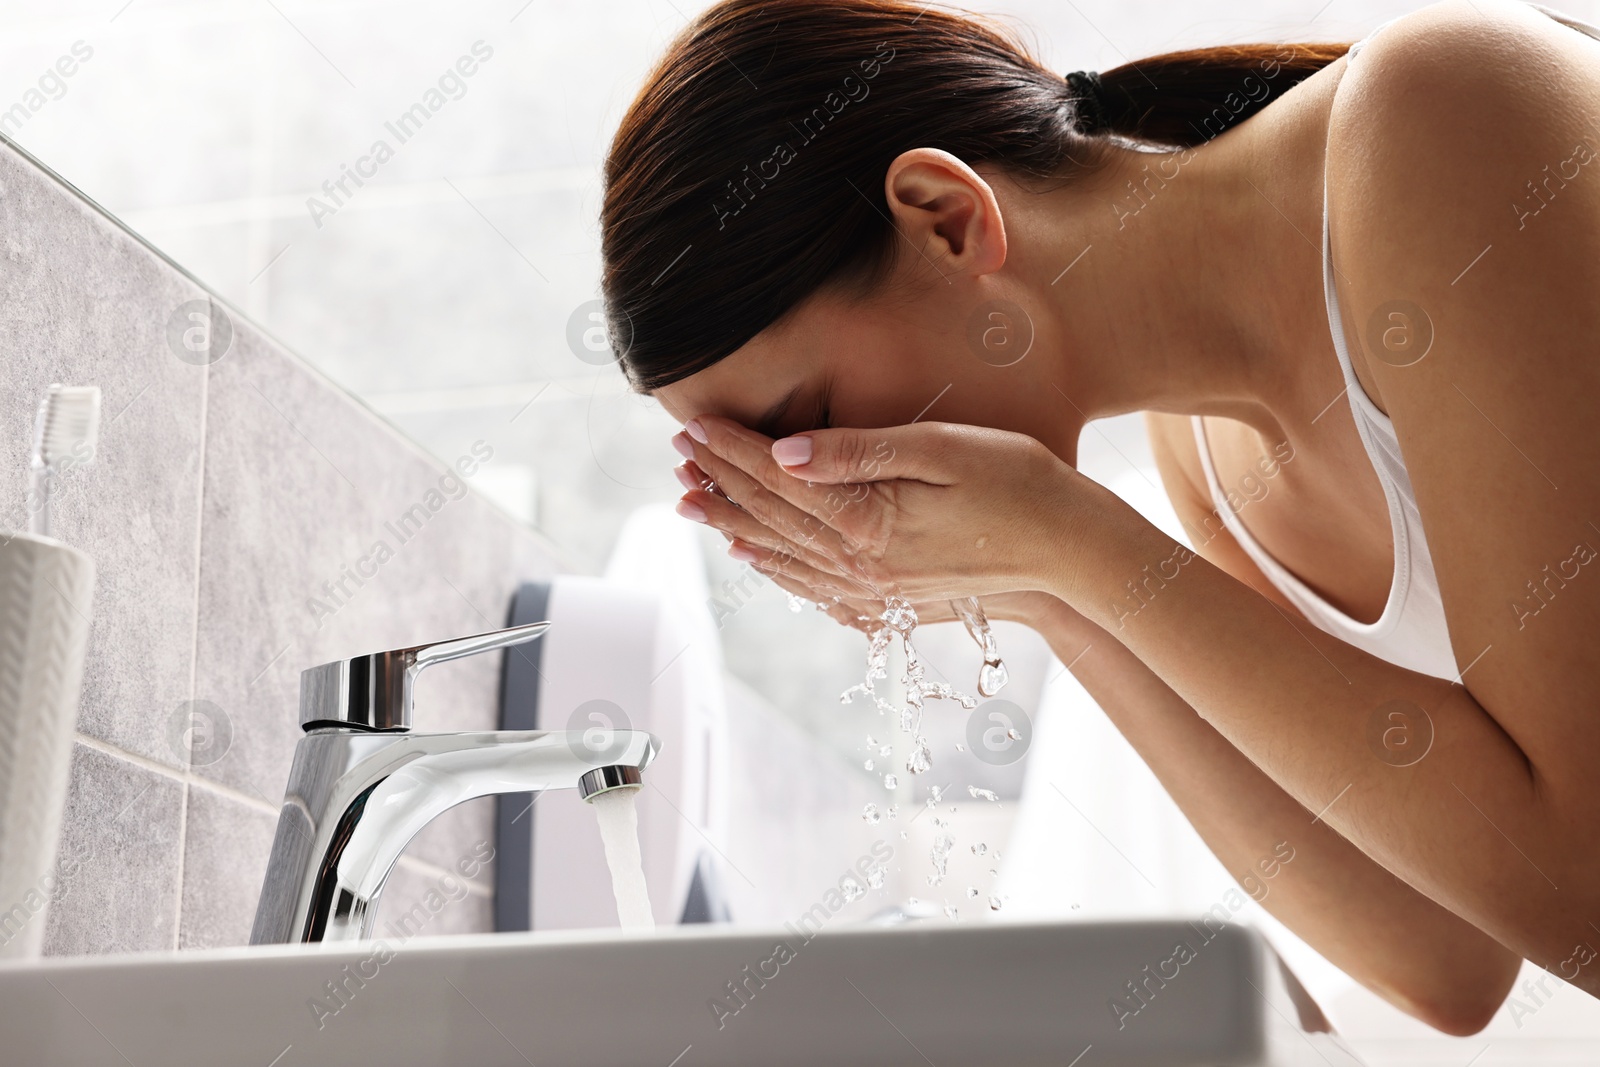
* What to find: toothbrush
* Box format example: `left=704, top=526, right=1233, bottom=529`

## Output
left=28, top=385, right=101, bottom=539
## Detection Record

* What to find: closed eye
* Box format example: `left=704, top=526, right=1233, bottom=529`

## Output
left=811, top=394, right=833, bottom=432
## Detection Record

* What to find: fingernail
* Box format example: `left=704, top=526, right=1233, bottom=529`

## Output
left=675, top=499, right=707, bottom=523
left=772, top=436, right=813, bottom=467
left=674, top=465, right=699, bottom=492
left=729, top=544, right=760, bottom=563
left=685, top=418, right=709, bottom=444
left=671, top=432, right=695, bottom=459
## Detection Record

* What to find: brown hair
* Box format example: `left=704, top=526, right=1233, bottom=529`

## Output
left=602, top=0, right=1349, bottom=392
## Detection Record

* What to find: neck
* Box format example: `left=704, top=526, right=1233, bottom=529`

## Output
left=1022, top=73, right=1343, bottom=451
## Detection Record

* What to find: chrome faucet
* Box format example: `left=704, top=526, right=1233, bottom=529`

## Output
left=250, top=623, right=659, bottom=945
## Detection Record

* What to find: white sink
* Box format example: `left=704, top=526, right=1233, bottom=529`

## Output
left=0, top=919, right=1364, bottom=1066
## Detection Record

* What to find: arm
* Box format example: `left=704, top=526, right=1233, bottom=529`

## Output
left=1016, top=594, right=1520, bottom=1034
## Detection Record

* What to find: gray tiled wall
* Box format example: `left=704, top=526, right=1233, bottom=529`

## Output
left=0, top=134, right=567, bottom=957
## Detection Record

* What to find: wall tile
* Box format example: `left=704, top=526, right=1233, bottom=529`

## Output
left=177, top=785, right=278, bottom=950
left=41, top=744, right=184, bottom=957
left=395, top=796, right=498, bottom=896
left=0, top=142, right=207, bottom=769
left=370, top=856, right=493, bottom=941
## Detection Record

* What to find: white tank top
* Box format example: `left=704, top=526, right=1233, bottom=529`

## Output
left=1190, top=2, right=1600, bottom=682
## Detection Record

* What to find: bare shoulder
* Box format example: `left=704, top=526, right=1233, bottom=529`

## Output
left=1323, top=0, right=1600, bottom=407
left=1327, top=0, right=1600, bottom=244
left=1321, top=0, right=1600, bottom=771
left=1332, top=0, right=1600, bottom=116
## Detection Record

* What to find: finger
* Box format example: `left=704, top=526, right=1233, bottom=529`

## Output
left=767, top=422, right=978, bottom=485
left=686, top=441, right=864, bottom=568
left=736, top=537, right=882, bottom=602
left=681, top=416, right=845, bottom=519
left=685, top=489, right=868, bottom=588
left=675, top=460, right=729, bottom=501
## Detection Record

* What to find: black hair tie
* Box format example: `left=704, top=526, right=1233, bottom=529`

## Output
left=1065, top=70, right=1107, bottom=133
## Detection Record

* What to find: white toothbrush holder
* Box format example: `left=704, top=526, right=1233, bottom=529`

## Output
left=0, top=531, right=95, bottom=960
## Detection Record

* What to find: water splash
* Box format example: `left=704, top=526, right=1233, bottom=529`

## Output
left=967, top=786, right=999, bottom=802
left=840, top=596, right=979, bottom=778
left=928, top=817, right=954, bottom=887
left=951, top=596, right=1009, bottom=697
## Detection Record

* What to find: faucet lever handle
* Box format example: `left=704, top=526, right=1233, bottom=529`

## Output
left=299, top=621, right=550, bottom=731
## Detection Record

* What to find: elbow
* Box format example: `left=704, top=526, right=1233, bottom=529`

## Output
left=1407, top=994, right=1503, bottom=1037
left=1384, top=951, right=1520, bottom=1036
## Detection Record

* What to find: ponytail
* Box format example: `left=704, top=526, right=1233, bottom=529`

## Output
left=1083, top=43, right=1353, bottom=146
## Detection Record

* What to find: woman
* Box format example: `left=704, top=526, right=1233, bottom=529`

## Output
left=601, top=0, right=1600, bottom=1033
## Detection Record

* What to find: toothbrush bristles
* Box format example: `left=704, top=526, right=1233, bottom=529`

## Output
left=34, top=385, right=102, bottom=466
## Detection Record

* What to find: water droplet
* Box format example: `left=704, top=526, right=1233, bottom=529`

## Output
left=862, top=803, right=880, bottom=825
left=886, top=804, right=899, bottom=820
left=842, top=878, right=865, bottom=903
left=1006, top=727, right=1023, bottom=742
left=955, top=743, right=966, bottom=752
left=864, top=759, right=874, bottom=771
left=971, top=843, right=988, bottom=857
left=867, top=866, right=885, bottom=889
left=988, top=896, right=1003, bottom=911
left=787, top=593, right=807, bottom=613
left=928, top=785, right=945, bottom=805
left=968, top=786, right=999, bottom=802
left=879, top=744, right=892, bottom=758
left=944, top=903, right=959, bottom=920
left=928, top=828, right=955, bottom=887
left=883, top=773, right=898, bottom=790
left=966, top=886, right=979, bottom=899
left=899, top=830, right=908, bottom=839
left=1071, top=902, right=1081, bottom=910
left=906, top=737, right=932, bottom=775
left=979, top=660, right=1010, bottom=697
left=866, top=735, right=878, bottom=748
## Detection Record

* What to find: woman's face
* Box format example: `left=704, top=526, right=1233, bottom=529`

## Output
left=653, top=277, right=1073, bottom=455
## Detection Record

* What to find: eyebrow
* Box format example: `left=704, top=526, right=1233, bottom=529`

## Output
left=753, top=384, right=801, bottom=439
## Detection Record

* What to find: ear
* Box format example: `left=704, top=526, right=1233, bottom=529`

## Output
left=883, top=148, right=1008, bottom=277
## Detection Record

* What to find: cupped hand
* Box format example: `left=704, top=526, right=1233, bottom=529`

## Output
left=670, top=414, right=1094, bottom=607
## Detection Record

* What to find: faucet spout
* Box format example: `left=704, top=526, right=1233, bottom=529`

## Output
left=250, top=728, right=658, bottom=945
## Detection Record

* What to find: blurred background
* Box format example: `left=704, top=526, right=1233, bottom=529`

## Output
left=5, top=0, right=1599, bottom=1060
